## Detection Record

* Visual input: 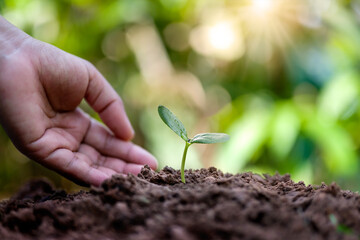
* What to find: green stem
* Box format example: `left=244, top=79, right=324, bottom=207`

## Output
left=181, top=141, right=191, bottom=183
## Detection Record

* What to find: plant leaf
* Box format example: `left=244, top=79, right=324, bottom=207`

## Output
left=190, top=133, right=230, bottom=144
left=158, top=105, right=188, bottom=141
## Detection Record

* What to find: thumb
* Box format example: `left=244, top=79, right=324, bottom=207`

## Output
left=84, top=61, right=134, bottom=140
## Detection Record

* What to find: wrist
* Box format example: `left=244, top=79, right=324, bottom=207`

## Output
left=0, top=16, right=30, bottom=57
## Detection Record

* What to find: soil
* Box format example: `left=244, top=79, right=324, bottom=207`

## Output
left=0, top=166, right=360, bottom=240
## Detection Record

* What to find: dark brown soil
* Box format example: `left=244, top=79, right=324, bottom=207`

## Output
left=0, top=166, right=360, bottom=240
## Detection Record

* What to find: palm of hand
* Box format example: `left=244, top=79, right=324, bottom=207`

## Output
left=0, top=39, right=156, bottom=186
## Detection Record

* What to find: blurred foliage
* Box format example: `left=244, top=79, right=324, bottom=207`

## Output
left=1, top=0, right=360, bottom=197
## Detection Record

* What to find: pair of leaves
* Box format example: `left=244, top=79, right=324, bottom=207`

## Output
left=158, top=105, right=229, bottom=144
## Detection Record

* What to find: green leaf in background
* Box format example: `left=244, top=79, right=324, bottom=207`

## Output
left=318, top=72, right=360, bottom=121
left=191, top=133, right=230, bottom=144
left=268, top=102, right=300, bottom=160
left=215, top=106, right=271, bottom=173
left=158, top=105, right=188, bottom=141
left=304, top=117, right=358, bottom=175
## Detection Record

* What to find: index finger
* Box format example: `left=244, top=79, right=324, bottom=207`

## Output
left=84, top=62, right=134, bottom=141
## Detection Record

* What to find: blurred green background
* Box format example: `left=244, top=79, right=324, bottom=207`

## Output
left=1, top=0, right=360, bottom=197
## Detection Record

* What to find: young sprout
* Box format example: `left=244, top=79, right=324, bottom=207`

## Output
left=329, top=214, right=353, bottom=235
left=158, top=105, right=229, bottom=183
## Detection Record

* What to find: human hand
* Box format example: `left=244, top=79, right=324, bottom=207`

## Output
left=0, top=17, right=157, bottom=186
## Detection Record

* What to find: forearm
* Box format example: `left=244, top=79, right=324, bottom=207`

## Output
left=0, top=16, right=29, bottom=56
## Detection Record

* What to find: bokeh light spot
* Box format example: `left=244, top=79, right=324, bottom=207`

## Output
left=209, top=22, right=236, bottom=50
left=190, top=21, right=244, bottom=61
left=252, top=0, right=273, bottom=13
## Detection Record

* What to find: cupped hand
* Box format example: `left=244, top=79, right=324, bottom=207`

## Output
left=0, top=25, right=157, bottom=186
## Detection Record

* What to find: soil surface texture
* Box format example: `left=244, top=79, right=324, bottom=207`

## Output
left=0, top=166, right=360, bottom=240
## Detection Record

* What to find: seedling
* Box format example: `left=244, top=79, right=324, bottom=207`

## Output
left=329, top=214, right=353, bottom=235
left=158, top=105, right=229, bottom=183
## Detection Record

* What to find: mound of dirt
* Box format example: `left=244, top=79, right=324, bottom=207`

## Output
left=0, top=166, right=359, bottom=240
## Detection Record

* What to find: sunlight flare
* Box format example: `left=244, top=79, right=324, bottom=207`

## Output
left=252, top=0, right=273, bottom=14
left=190, top=20, right=244, bottom=61
left=208, top=22, right=236, bottom=50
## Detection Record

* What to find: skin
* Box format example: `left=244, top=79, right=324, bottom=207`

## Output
left=0, top=16, right=157, bottom=186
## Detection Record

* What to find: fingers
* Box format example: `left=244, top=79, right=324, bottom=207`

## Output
left=83, top=119, right=158, bottom=170
left=78, top=144, right=145, bottom=175
left=43, top=148, right=112, bottom=187
left=40, top=142, right=147, bottom=187
left=84, top=62, right=134, bottom=141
